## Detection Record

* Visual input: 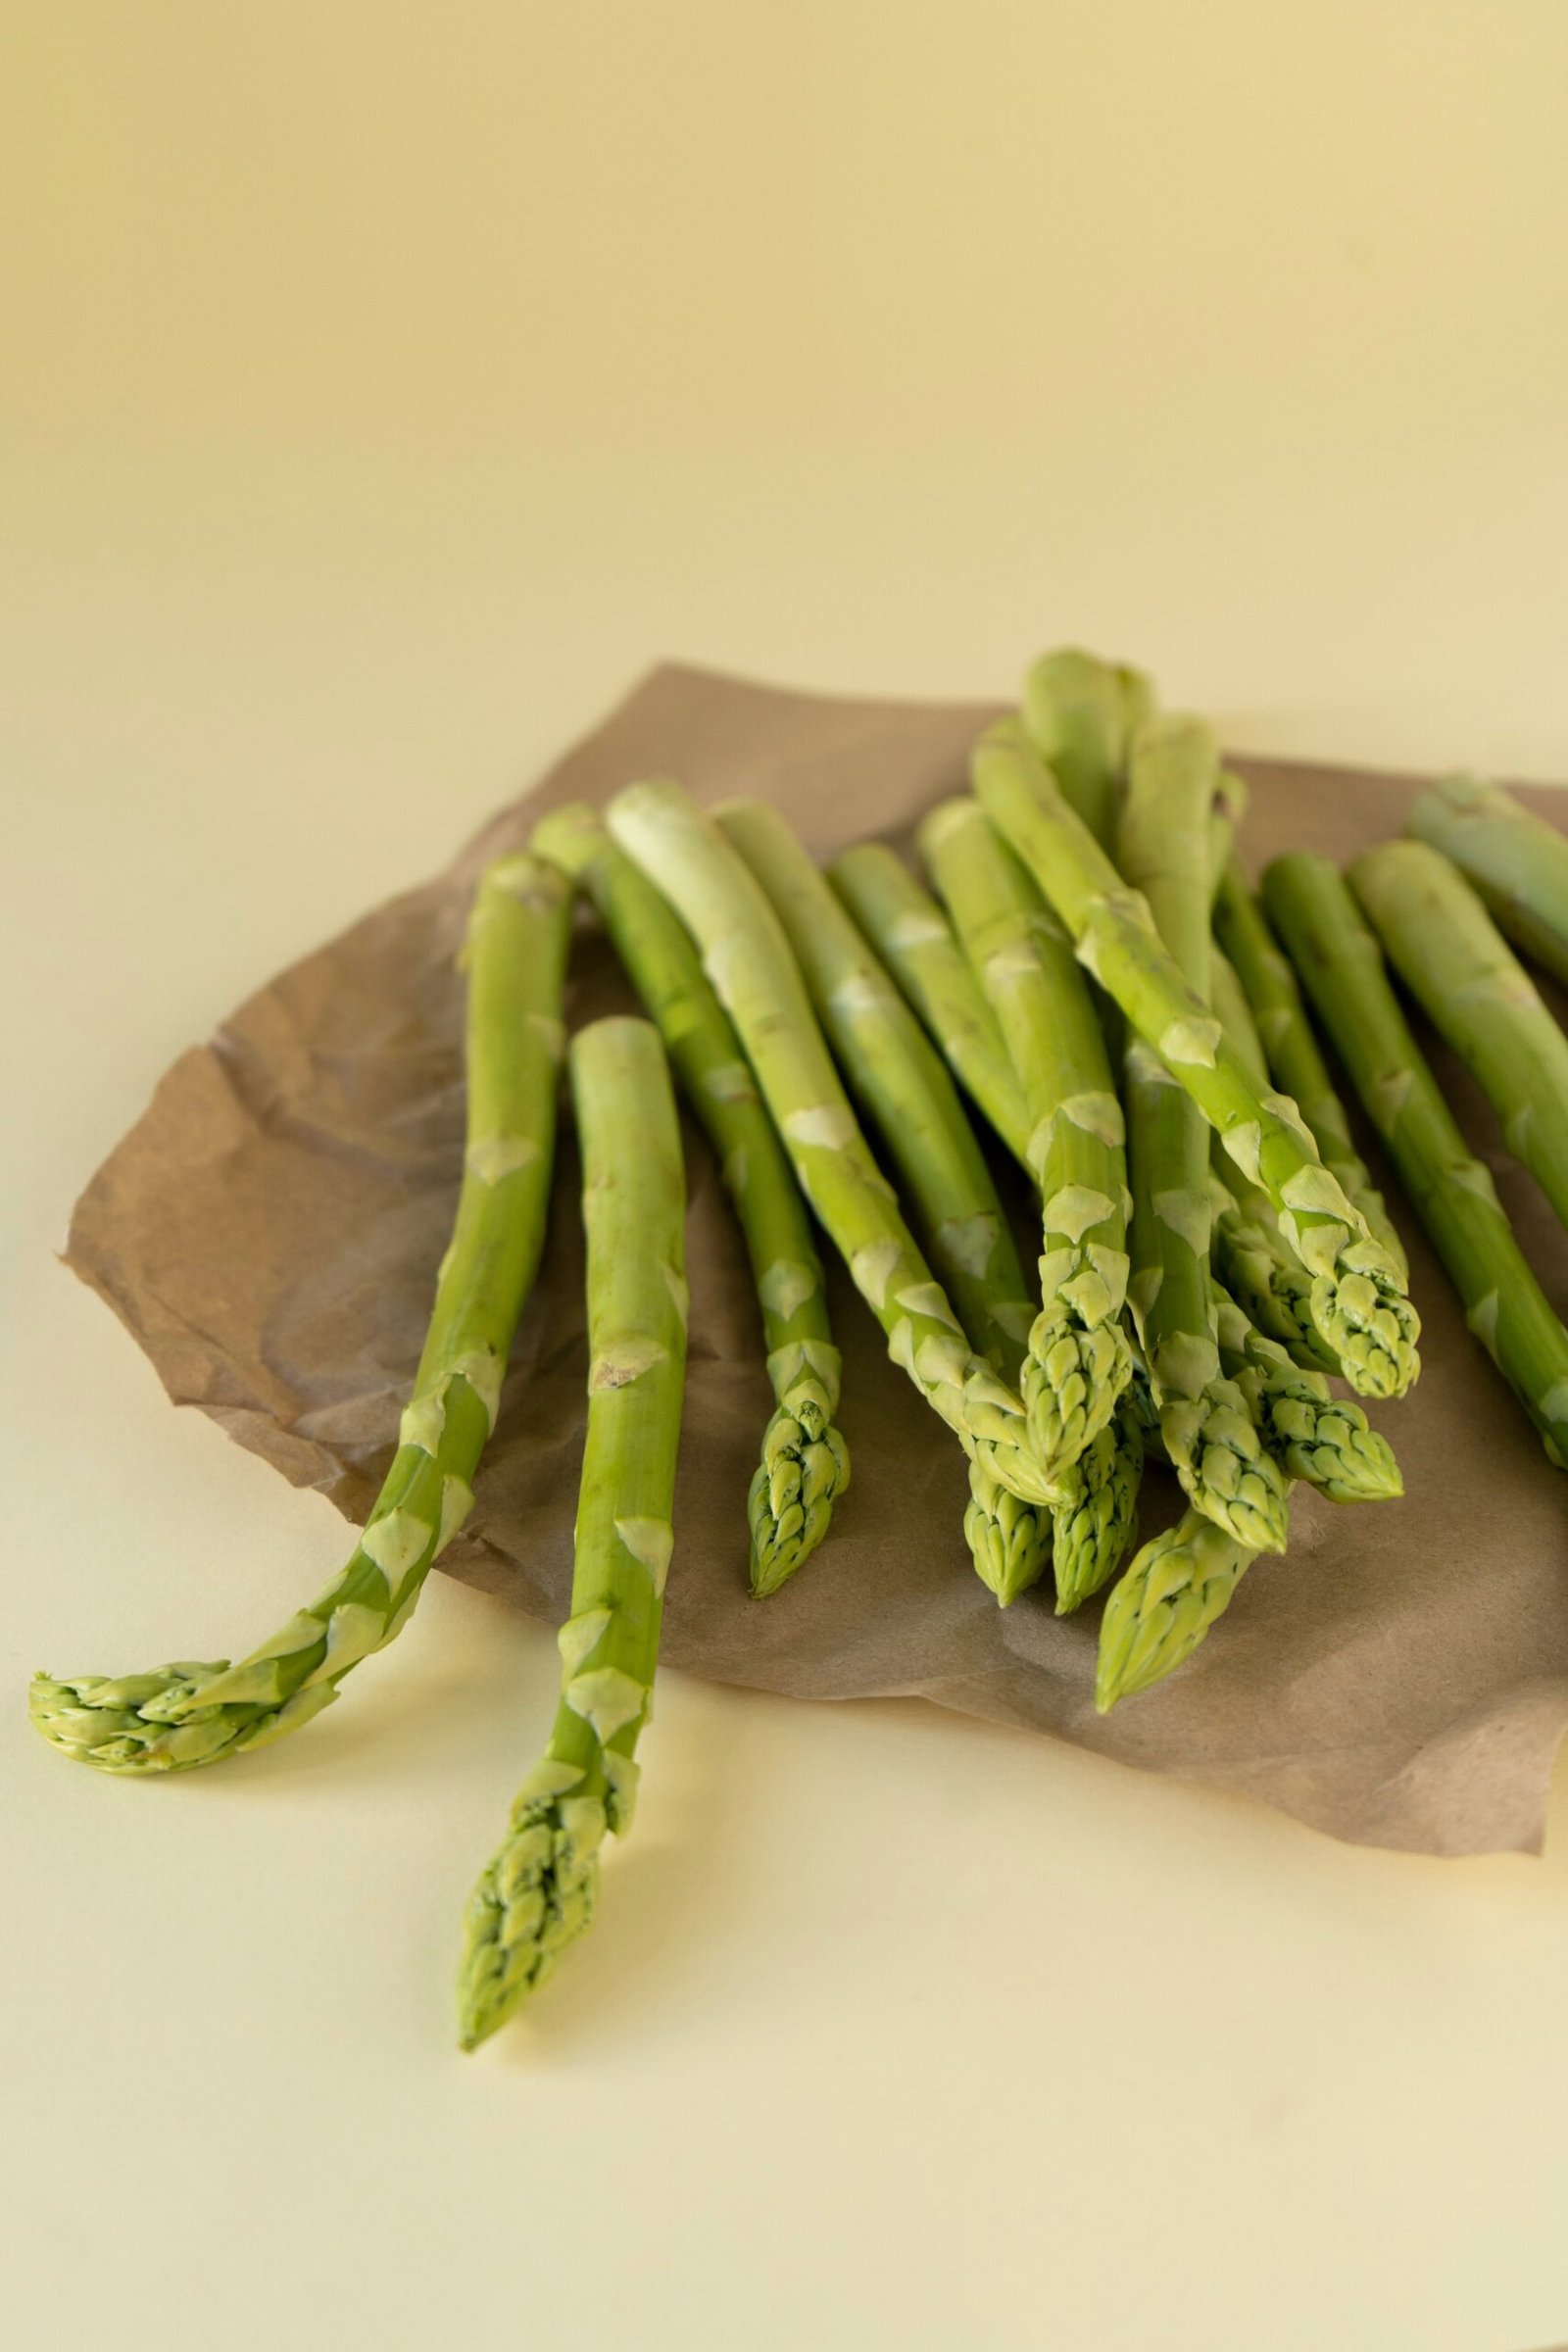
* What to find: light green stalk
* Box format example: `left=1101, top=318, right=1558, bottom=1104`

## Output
left=828, top=842, right=1033, bottom=1162
left=606, top=780, right=1056, bottom=1507
left=1351, top=839, right=1568, bottom=1237
left=1021, top=646, right=1153, bottom=853
left=532, top=803, right=847, bottom=1597
left=1214, top=856, right=1405, bottom=1276
left=1211, top=1285, right=1401, bottom=1503
left=459, top=1018, right=688, bottom=2046
left=1052, top=1405, right=1144, bottom=1613
left=1097, top=1509, right=1263, bottom=1710
left=715, top=800, right=1034, bottom=1382
left=31, top=855, right=571, bottom=1774
left=1116, top=714, right=1289, bottom=1554
left=1406, top=772, right=1568, bottom=989
left=1206, top=769, right=1249, bottom=910
left=972, top=717, right=1420, bottom=1399
left=1264, top=854, right=1568, bottom=1471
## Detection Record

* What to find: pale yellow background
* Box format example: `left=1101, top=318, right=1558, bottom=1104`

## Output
left=6, top=6, right=1568, bottom=2348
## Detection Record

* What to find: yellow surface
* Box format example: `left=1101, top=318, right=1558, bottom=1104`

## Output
left=6, top=7, right=1568, bottom=2347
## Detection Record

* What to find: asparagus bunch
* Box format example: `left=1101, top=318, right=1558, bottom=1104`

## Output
left=459, top=1017, right=688, bottom=2045
left=1351, top=839, right=1568, bottom=1236
left=919, top=790, right=1133, bottom=1481
left=828, top=843, right=1033, bottom=1162
left=972, top=718, right=1420, bottom=1399
left=1265, top=854, right=1568, bottom=1472
left=32, top=853, right=572, bottom=1773
left=1115, top=713, right=1289, bottom=1553
left=606, top=780, right=1057, bottom=1509
left=532, top=803, right=849, bottom=1596
left=1407, top=773, right=1568, bottom=988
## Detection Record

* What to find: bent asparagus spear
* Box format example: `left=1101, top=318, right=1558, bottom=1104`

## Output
left=1116, top=713, right=1289, bottom=1553
left=458, top=1016, right=687, bottom=2046
left=1211, top=1285, right=1400, bottom=1504
left=1406, top=773, right=1568, bottom=988
left=31, top=852, right=572, bottom=1773
left=972, top=717, right=1420, bottom=1399
left=1264, top=853, right=1568, bottom=1472
left=607, top=780, right=1056, bottom=1507
left=532, top=803, right=848, bottom=1596
left=1021, top=646, right=1153, bottom=853
left=828, top=842, right=1033, bottom=1163
left=1350, top=838, right=1568, bottom=1237
left=918, top=794, right=1133, bottom=1481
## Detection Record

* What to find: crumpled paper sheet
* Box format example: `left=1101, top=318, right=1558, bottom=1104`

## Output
left=66, top=663, right=1568, bottom=1855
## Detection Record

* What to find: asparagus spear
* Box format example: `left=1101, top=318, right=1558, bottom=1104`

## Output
left=532, top=803, right=848, bottom=1597
left=1052, top=1404, right=1144, bottom=1613
left=1097, top=1509, right=1260, bottom=1711
left=458, top=1017, right=687, bottom=2046
left=972, top=717, right=1420, bottom=1399
left=1206, top=769, right=1249, bottom=910
left=606, top=780, right=1057, bottom=1508
left=31, top=854, right=571, bottom=1775
left=715, top=800, right=1034, bottom=1383
left=1021, top=646, right=1153, bottom=853
left=1264, top=854, right=1568, bottom=1470
left=917, top=793, right=1133, bottom=1480
left=827, top=842, right=1033, bottom=1163
left=1214, top=856, right=1405, bottom=1276
left=1211, top=1284, right=1401, bottom=1503
left=1116, top=714, right=1289, bottom=1552
left=1407, top=773, right=1568, bottom=988
left=1351, top=839, right=1568, bottom=1236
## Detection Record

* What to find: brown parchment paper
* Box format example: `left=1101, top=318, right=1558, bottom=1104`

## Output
left=66, top=664, right=1568, bottom=1855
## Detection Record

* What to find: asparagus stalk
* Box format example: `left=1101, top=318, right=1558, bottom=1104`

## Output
left=31, top=855, right=571, bottom=1775
left=827, top=843, right=1033, bottom=1163
left=1021, top=646, right=1153, bottom=853
left=606, top=780, right=1056, bottom=1508
left=1214, top=856, right=1405, bottom=1276
left=1407, top=773, right=1568, bottom=988
left=1052, top=1404, right=1144, bottom=1613
left=917, top=794, right=1133, bottom=1480
left=458, top=1017, right=687, bottom=2045
left=532, top=803, right=848, bottom=1597
left=715, top=800, right=1034, bottom=1382
left=972, top=717, right=1420, bottom=1399
left=1097, top=1509, right=1261, bottom=1711
left=1264, top=854, right=1568, bottom=1469
left=1211, top=1284, right=1401, bottom=1503
left=1116, top=714, right=1289, bottom=1553
left=1350, top=839, right=1568, bottom=1237
left=1206, top=770, right=1249, bottom=911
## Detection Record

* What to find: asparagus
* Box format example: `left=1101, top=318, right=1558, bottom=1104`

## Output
left=962, top=1459, right=1054, bottom=1607
left=715, top=800, right=1034, bottom=1383
left=1264, top=854, right=1568, bottom=1470
left=606, top=781, right=1056, bottom=1507
left=1052, top=1405, right=1144, bottom=1613
left=1407, top=772, right=1568, bottom=988
left=918, top=794, right=1133, bottom=1480
left=532, top=803, right=847, bottom=1597
left=1214, top=856, right=1405, bottom=1276
left=1211, top=1284, right=1401, bottom=1503
left=1021, top=646, right=1153, bottom=853
left=1206, top=769, right=1249, bottom=911
left=31, top=855, right=571, bottom=1775
left=972, top=717, right=1420, bottom=1399
left=1097, top=1509, right=1261, bottom=1711
left=1351, top=839, right=1568, bottom=1237
left=1116, top=714, right=1289, bottom=1553
left=827, top=843, right=1033, bottom=1163
left=458, top=1017, right=687, bottom=2045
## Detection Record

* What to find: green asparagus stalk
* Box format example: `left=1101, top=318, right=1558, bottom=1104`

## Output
left=827, top=843, right=1033, bottom=1163
left=917, top=794, right=1133, bottom=1480
left=1206, top=769, right=1249, bottom=911
left=1406, top=773, right=1568, bottom=988
left=714, top=800, right=1034, bottom=1383
left=1350, top=839, right=1568, bottom=1237
left=1052, top=1405, right=1144, bottom=1613
left=1264, top=853, right=1568, bottom=1472
left=606, top=780, right=1057, bottom=1508
left=1116, top=714, right=1289, bottom=1552
left=1214, top=856, right=1405, bottom=1276
left=531, top=803, right=848, bottom=1597
left=972, top=717, right=1420, bottom=1399
left=31, top=855, right=572, bottom=1775
left=458, top=1017, right=688, bottom=2045
left=962, top=1459, right=1054, bottom=1607
left=1097, top=1508, right=1262, bottom=1710
left=1211, top=1284, right=1401, bottom=1502
left=1021, top=646, right=1153, bottom=853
